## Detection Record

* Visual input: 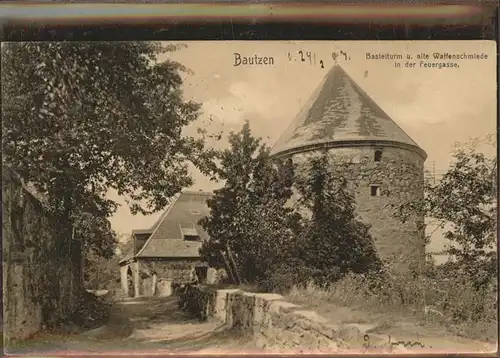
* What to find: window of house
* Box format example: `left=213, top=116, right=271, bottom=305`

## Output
left=184, top=234, right=200, bottom=241
left=180, top=225, right=200, bottom=241
left=374, top=149, right=383, bottom=162
left=370, top=185, right=381, bottom=197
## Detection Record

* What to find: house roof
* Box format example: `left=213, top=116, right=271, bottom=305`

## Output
left=135, top=190, right=213, bottom=259
left=271, top=65, right=426, bottom=159
left=119, top=251, right=134, bottom=265
left=132, top=229, right=153, bottom=235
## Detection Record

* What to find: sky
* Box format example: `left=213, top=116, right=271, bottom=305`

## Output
left=108, top=40, right=497, bottom=254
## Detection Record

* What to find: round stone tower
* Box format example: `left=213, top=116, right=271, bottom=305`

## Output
left=271, top=65, right=427, bottom=272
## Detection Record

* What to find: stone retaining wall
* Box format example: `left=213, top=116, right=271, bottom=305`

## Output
left=2, top=167, right=79, bottom=342
left=179, top=284, right=343, bottom=352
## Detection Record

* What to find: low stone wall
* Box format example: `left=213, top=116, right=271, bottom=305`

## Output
left=179, top=284, right=343, bottom=352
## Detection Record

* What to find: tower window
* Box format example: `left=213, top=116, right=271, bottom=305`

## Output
left=370, top=185, right=381, bottom=197
left=374, top=149, right=383, bottom=162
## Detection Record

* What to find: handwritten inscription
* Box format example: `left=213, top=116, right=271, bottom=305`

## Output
left=288, top=50, right=351, bottom=69
left=362, top=334, right=430, bottom=351
left=233, top=53, right=275, bottom=66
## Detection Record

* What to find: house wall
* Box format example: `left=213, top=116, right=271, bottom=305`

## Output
left=290, top=145, right=426, bottom=272
left=2, top=168, right=79, bottom=343
left=128, top=259, right=204, bottom=297
left=120, top=258, right=220, bottom=297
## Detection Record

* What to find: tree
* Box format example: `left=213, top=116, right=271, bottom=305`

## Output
left=116, top=234, right=135, bottom=258
left=77, top=214, right=120, bottom=291
left=2, top=42, right=217, bottom=287
left=397, top=135, right=497, bottom=289
left=293, top=153, right=382, bottom=287
left=2, top=42, right=216, bottom=218
left=199, top=121, right=297, bottom=284
left=75, top=212, right=117, bottom=259
left=84, top=248, right=119, bottom=291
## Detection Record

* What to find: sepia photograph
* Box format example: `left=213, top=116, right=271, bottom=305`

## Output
left=2, top=40, right=497, bottom=354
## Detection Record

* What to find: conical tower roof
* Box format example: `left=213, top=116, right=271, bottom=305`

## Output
left=271, top=65, right=426, bottom=159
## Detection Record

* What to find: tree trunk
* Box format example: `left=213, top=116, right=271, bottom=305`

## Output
left=71, top=224, right=86, bottom=297
left=80, top=239, right=85, bottom=285
left=226, top=244, right=241, bottom=285
left=94, top=265, right=100, bottom=291
left=220, top=249, right=237, bottom=284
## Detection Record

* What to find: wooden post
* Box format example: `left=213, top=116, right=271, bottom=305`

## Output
left=120, top=265, right=129, bottom=296
left=152, top=273, right=157, bottom=296
left=133, top=261, right=140, bottom=297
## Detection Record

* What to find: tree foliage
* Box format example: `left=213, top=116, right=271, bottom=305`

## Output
left=200, top=125, right=382, bottom=290
left=116, top=234, right=135, bottom=258
left=75, top=212, right=118, bottom=259
left=293, top=153, right=382, bottom=286
left=430, top=143, right=496, bottom=260
left=199, top=122, right=297, bottom=284
left=84, top=247, right=119, bottom=291
left=2, top=42, right=218, bottom=291
left=2, top=42, right=216, bottom=219
left=397, top=136, right=497, bottom=288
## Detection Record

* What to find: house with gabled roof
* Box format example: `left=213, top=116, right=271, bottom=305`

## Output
left=119, top=190, right=213, bottom=297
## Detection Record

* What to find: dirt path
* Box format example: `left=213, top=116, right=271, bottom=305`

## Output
left=7, top=295, right=496, bottom=355
left=7, top=296, right=255, bottom=355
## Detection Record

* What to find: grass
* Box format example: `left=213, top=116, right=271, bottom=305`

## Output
left=287, top=281, right=416, bottom=329
left=285, top=274, right=497, bottom=344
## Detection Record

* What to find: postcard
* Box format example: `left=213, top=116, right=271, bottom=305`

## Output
left=2, top=40, right=497, bottom=354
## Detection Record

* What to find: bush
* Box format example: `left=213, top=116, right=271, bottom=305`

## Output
left=61, top=291, right=112, bottom=330
left=286, top=263, right=497, bottom=341
left=257, top=263, right=317, bottom=293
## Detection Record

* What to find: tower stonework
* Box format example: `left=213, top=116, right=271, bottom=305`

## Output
left=271, top=65, right=427, bottom=271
